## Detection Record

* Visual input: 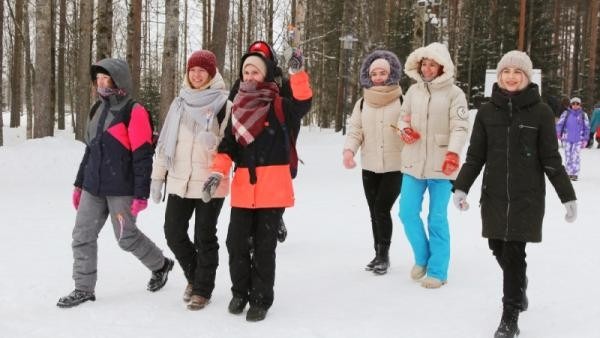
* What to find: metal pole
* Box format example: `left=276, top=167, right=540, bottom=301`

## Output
left=342, top=47, right=348, bottom=135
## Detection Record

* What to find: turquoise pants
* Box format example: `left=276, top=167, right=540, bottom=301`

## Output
left=398, top=174, right=452, bottom=281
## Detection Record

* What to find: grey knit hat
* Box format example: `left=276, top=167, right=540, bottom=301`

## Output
left=496, top=50, right=533, bottom=81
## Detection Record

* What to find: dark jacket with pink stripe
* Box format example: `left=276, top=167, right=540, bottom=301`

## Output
left=74, top=58, right=154, bottom=199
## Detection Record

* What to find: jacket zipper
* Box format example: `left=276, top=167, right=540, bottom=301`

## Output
left=505, top=99, right=512, bottom=240
left=423, top=83, right=431, bottom=177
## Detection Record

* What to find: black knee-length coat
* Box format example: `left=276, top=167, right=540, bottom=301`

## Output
left=453, top=83, right=576, bottom=243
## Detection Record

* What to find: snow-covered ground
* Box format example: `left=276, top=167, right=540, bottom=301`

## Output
left=1, top=112, right=598, bottom=337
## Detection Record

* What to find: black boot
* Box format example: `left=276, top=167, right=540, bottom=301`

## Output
left=147, top=258, right=174, bottom=292
left=372, top=244, right=390, bottom=275
left=228, top=296, right=248, bottom=314
left=57, top=289, right=96, bottom=308
left=494, top=306, right=520, bottom=338
left=365, top=256, right=380, bottom=271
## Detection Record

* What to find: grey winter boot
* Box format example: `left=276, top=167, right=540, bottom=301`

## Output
left=372, top=244, right=390, bottom=275
left=494, top=306, right=520, bottom=338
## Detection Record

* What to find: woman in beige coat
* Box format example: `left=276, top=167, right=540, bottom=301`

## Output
left=396, top=42, right=469, bottom=288
left=150, top=50, right=231, bottom=310
left=343, top=50, right=404, bottom=275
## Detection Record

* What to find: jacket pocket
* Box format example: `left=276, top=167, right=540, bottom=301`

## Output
left=518, top=124, right=538, bottom=159
left=433, top=133, right=449, bottom=171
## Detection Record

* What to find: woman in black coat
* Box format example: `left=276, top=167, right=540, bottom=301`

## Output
left=452, top=50, right=577, bottom=338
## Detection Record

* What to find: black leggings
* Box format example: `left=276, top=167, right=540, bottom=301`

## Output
left=361, top=170, right=402, bottom=247
left=489, top=239, right=527, bottom=310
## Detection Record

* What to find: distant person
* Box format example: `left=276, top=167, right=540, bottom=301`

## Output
left=150, top=50, right=231, bottom=310
left=57, top=58, right=173, bottom=308
left=396, top=42, right=470, bottom=289
left=342, top=50, right=404, bottom=275
left=202, top=49, right=312, bottom=321
left=452, top=50, right=577, bottom=338
left=590, top=102, right=600, bottom=148
left=556, top=97, right=590, bottom=181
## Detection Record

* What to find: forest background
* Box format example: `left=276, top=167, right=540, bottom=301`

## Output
left=0, top=0, right=599, bottom=145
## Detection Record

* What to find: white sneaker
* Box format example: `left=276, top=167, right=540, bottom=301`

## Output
left=410, top=265, right=426, bottom=280
left=421, top=277, right=446, bottom=289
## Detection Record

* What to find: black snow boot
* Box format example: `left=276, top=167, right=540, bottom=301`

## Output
left=56, top=289, right=96, bottom=308
left=246, top=306, right=268, bottom=322
left=277, top=217, right=287, bottom=243
left=365, top=256, right=380, bottom=271
left=228, top=296, right=248, bottom=314
left=372, top=244, right=390, bottom=275
left=494, top=306, right=520, bottom=338
left=147, top=258, right=174, bottom=292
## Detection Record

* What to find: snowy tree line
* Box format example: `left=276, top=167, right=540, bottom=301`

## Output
left=0, top=0, right=599, bottom=145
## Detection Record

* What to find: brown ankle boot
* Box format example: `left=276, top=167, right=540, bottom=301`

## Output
left=187, top=295, right=210, bottom=310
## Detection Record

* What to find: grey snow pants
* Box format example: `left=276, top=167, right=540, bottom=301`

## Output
left=71, top=191, right=165, bottom=292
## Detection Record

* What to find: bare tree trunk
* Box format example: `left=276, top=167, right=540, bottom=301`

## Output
left=127, top=0, right=142, bottom=97
left=182, top=0, right=188, bottom=73
left=75, top=0, right=94, bottom=141
left=236, top=0, right=244, bottom=75
left=586, top=0, right=599, bottom=109
left=203, top=0, right=212, bottom=48
left=10, top=0, right=24, bottom=128
left=159, top=0, right=180, bottom=128
left=50, top=0, right=56, bottom=132
left=0, top=0, right=4, bottom=146
left=57, top=0, right=66, bottom=130
left=33, top=0, right=54, bottom=138
left=96, top=0, right=113, bottom=60
left=266, top=0, right=273, bottom=44
left=211, top=0, right=230, bottom=71
left=572, top=1, right=581, bottom=93
left=23, top=0, right=34, bottom=138
left=246, top=0, right=253, bottom=47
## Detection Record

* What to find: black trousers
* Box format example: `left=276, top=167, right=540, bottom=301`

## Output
left=361, top=170, right=402, bottom=247
left=489, top=239, right=527, bottom=310
left=164, top=194, right=224, bottom=299
left=227, top=207, right=283, bottom=309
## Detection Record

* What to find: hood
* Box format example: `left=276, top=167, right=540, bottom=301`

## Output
left=90, top=58, right=133, bottom=96
left=404, top=42, right=455, bottom=84
left=359, top=50, right=403, bottom=88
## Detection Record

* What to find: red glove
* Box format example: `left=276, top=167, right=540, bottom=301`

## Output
left=441, top=152, right=460, bottom=176
left=399, top=128, right=421, bottom=144
left=72, top=187, right=82, bottom=210
left=130, top=198, right=148, bottom=217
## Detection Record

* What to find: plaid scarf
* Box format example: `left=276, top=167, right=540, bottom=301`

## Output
left=232, top=80, right=280, bottom=146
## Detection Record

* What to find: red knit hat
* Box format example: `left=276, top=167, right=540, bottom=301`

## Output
left=187, top=50, right=217, bottom=78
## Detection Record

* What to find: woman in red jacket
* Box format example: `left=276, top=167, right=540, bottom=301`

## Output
left=202, top=50, right=312, bottom=322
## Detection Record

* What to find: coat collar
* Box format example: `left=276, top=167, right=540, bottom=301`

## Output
left=490, top=83, right=541, bottom=110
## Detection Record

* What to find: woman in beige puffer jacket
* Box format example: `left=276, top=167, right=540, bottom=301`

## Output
left=342, top=50, right=404, bottom=276
left=149, top=50, right=231, bottom=310
left=396, top=42, right=469, bottom=289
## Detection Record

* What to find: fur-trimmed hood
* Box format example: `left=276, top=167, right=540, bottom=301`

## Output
left=404, top=42, right=455, bottom=84
left=359, top=50, right=403, bottom=88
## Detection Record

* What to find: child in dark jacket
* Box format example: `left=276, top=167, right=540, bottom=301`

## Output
left=452, top=50, right=577, bottom=338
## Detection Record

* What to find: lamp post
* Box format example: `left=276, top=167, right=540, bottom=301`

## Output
left=418, top=0, right=442, bottom=46
left=339, top=34, right=357, bottom=135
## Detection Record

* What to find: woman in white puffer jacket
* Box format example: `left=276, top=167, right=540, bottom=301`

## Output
left=342, top=50, right=404, bottom=276
left=396, top=42, right=469, bottom=289
left=150, top=50, right=231, bottom=310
